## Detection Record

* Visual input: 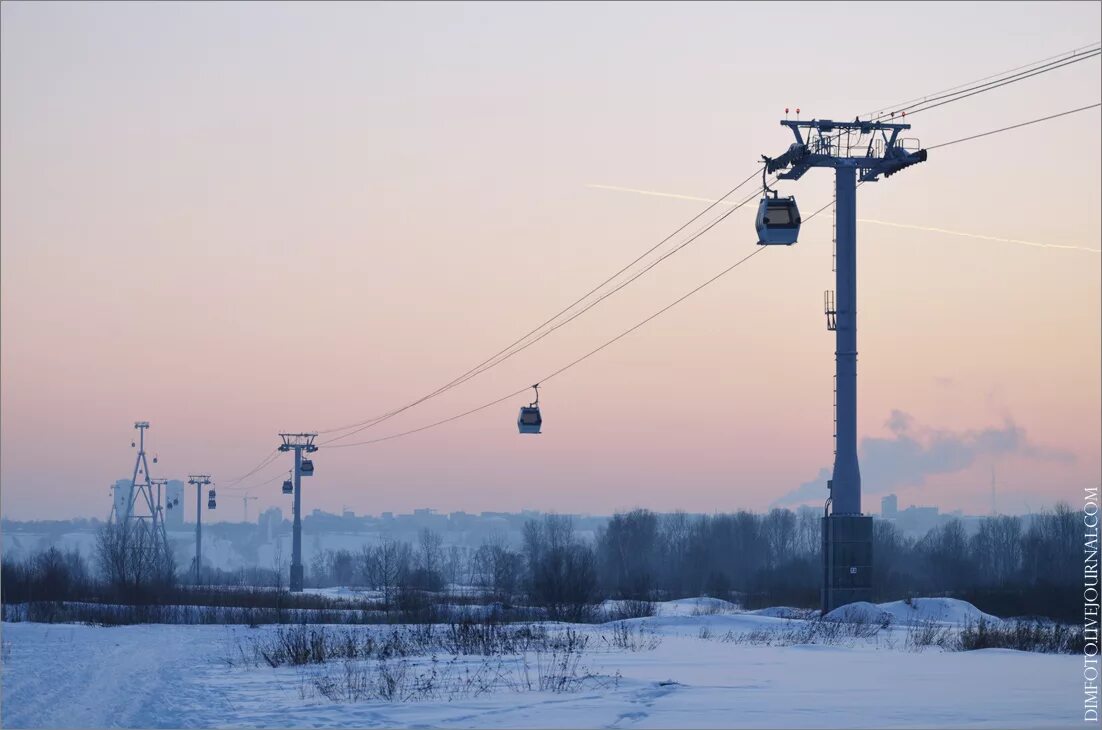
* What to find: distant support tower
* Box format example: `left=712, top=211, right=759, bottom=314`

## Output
left=991, top=466, right=997, bottom=516
left=187, top=474, right=212, bottom=584
left=111, top=422, right=172, bottom=564
left=242, top=494, right=258, bottom=523
left=763, top=117, right=926, bottom=613
left=278, top=433, right=318, bottom=592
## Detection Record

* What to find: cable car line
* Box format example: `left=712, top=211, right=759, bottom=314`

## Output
left=322, top=88, right=1085, bottom=455
left=816, top=44, right=1100, bottom=153
left=319, top=180, right=772, bottom=447
left=318, top=166, right=764, bottom=437
left=925, top=102, right=1101, bottom=149
left=279, top=51, right=1102, bottom=453
left=209, top=46, right=1100, bottom=485
left=885, top=49, right=1100, bottom=119
left=320, top=87, right=1098, bottom=452
left=316, top=168, right=770, bottom=444
left=220, top=473, right=283, bottom=494
left=325, top=243, right=770, bottom=450
left=862, top=41, right=1100, bottom=121
left=221, top=449, right=280, bottom=487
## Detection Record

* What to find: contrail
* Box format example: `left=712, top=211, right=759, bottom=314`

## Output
left=586, top=184, right=724, bottom=206
left=586, top=183, right=1101, bottom=254
left=857, top=219, right=1100, bottom=254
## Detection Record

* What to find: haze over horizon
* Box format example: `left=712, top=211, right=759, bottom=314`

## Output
left=2, top=1, right=1099, bottom=522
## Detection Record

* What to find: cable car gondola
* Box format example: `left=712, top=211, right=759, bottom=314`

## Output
left=755, top=167, right=800, bottom=246
left=207, top=488, right=217, bottom=510
left=300, top=459, right=314, bottom=476
left=517, top=384, right=542, bottom=434
left=282, top=479, right=293, bottom=495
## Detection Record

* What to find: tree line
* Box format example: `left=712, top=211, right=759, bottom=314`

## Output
left=1, top=504, right=1083, bottom=621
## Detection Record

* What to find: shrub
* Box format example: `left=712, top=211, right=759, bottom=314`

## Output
left=957, top=618, right=1083, bottom=654
left=601, top=621, right=662, bottom=652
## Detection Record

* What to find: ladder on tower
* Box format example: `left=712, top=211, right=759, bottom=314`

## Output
left=824, top=290, right=837, bottom=331
left=832, top=374, right=838, bottom=457
left=832, top=193, right=837, bottom=272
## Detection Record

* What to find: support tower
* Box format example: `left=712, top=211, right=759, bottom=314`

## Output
left=187, top=474, right=212, bottom=584
left=111, top=422, right=173, bottom=569
left=763, top=118, right=926, bottom=613
left=278, top=433, right=318, bottom=592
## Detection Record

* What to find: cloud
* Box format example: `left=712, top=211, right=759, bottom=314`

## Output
left=773, top=410, right=1075, bottom=506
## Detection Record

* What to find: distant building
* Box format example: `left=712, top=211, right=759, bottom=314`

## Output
left=111, top=479, right=132, bottom=519
left=259, top=507, right=283, bottom=541
left=896, top=504, right=941, bottom=536
left=881, top=494, right=898, bottom=518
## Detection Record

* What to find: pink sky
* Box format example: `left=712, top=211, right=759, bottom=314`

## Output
left=2, top=2, right=1099, bottom=521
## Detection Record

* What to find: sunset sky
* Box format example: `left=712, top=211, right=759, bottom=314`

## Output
left=2, top=1, right=1099, bottom=522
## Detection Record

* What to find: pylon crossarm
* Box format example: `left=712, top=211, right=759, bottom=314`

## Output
left=767, top=118, right=925, bottom=183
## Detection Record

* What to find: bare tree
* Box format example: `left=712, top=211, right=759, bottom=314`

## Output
left=762, top=508, right=797, bottom=570
left=373, top=538, right=412, bottom=608
left=95, top=520, right=175, bottom=601
left=597, top=509, right=658, bottom=599
left=972, top=515, right=1022, bottom=586
left=443, top=544, right=463, bottom=588
left=918, top=519, right=973, bottom=592
left=524, top=515, right=597, bottom=621
left=417, top=528, right=444, bottom=576
left=472, top=533, right=522, bottom=605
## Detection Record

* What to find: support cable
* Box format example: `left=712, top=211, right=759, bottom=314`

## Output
left=821, top=45, right=1100, bottom=151
left=232, top=51, right=1102, bottom=461
left=221, top=450, right=280, bottom=487
left=895, top=51, right=1100, bottom=119
left=316, top=168, right=768, bottom=443
left=926, top=102, right=1101, bottom=149
left=863, top=41, right=1100, bottom=120
left=326, top=201, right=842, bottom=450
left=325, top=87, right=1099, bottom=451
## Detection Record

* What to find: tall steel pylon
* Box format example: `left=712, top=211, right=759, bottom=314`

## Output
left=187, top=474, right=212, bottom=584
left=111, top=421, right=172, bottom=565
left=762, top=117, right=927, bottom=613
left=278, top=433, right=317, bottom=592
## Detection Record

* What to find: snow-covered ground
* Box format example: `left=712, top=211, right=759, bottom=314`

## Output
left=1, top=598, right=1082, bottom=729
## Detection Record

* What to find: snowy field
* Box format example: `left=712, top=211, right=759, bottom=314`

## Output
left=0, top=598, right=1082, bottom=729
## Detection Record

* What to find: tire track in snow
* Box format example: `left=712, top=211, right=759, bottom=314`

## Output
left=1, top=625, right=232, bottom=729
left=608, top=680, right=683, bottom=727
